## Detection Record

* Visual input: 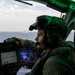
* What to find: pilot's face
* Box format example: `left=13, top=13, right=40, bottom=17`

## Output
left=35, top=29, right=45, bottom=49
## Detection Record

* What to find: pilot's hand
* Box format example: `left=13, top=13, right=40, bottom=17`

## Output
left=3, top=37, right=25, bottom=47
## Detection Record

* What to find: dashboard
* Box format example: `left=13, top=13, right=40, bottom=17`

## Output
left=0, top=43, right=35, bottom=75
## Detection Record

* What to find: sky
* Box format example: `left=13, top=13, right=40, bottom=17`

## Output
left=0, top=0, right=74, bottom=42
left=0, top=0, right=61, bottom=32
left=66, top=30, right=74, bottom=42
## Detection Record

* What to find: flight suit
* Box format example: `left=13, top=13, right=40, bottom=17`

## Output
left=24, top=41, right=75, bottom=75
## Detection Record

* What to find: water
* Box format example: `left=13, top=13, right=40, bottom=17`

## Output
left=0, top=31, right=74, bottom=42
left=0, top=32, right=37, bottom=42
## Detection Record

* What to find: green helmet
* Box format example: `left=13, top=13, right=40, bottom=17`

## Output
left=29, top=15, right=68, bottom=48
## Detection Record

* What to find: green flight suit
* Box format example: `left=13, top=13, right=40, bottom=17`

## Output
left=43, top=47, right=75, bottom=75
left=23, top=40, right=75, bottom=75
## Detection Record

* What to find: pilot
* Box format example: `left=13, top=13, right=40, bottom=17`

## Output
left=4, top=15, right=75, bottom=75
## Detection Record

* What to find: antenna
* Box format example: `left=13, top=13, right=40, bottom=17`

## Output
left=15, top=0, right=33, bottom=6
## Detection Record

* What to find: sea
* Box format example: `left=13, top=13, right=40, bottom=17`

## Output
left=0, top=31, right=74, bottom=42
left=0, top=32, right=37, bottom=42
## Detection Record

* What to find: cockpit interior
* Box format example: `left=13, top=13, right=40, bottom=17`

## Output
left=0, top=0, right=74, bottom=75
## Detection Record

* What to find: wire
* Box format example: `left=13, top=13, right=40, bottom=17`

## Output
left=15, top=0, right=33, bottom=6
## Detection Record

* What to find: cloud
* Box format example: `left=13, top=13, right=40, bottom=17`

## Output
left=0, top=0, right=60, bottom=32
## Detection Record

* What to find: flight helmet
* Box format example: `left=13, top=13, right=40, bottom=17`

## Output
left=29, top=15, right=68, bottom=49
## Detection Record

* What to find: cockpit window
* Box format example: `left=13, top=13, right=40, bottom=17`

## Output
left=0, top=0, right=61, bottom=32
left=66, top=30, right=74, bottom=42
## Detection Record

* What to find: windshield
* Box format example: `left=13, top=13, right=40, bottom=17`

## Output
left=66, top=30, right=74, bottom=42
left=0, top=0, right=74, bottom=43
left=0, top=0, right=61, bottom=32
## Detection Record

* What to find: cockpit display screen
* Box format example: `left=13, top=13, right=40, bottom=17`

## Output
left=1, top=51, right=17, bottom=65
left=20, top=49, right=34, bottom=62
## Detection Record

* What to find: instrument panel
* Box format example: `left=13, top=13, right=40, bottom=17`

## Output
left=0, top=43, right=35, bottom=75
